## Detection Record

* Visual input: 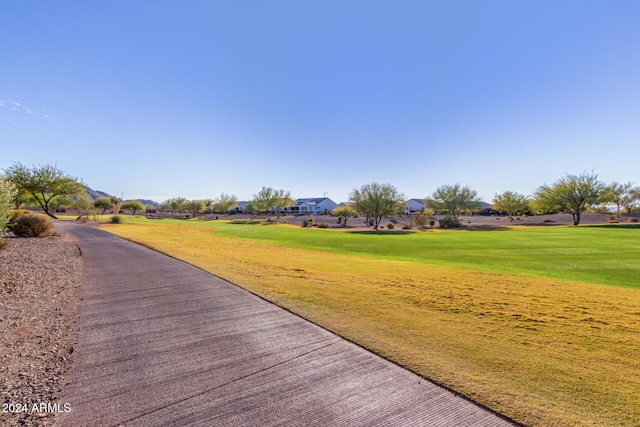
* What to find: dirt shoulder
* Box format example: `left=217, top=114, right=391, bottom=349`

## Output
left=0, top=229, right=83, bottom=427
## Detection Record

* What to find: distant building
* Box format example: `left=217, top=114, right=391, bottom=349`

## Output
left=404, top=199, right=426, bottom=213
left=284, top=198, right=338, bottom=215
left=234, top=201, right=250, bottom=213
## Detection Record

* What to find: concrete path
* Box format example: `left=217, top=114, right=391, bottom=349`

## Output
left=55, top=222, right=514, bottom=427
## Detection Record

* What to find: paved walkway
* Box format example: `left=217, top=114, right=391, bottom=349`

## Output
left=55, top=222, right=514, bottom=426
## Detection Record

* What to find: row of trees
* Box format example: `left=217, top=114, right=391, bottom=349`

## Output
left=1, top=163, right=638, bottom=230
left=340, top=172, right=638, bottom=229
left=159, top=193, right=240, bottom=218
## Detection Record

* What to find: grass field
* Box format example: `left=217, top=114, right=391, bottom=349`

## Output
left=97, top=217, right=640, bottom=426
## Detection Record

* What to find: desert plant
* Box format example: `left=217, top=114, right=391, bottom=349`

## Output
left=438, top=215, right=461, bottom=229
left=402, top=224, right=412, bottom=230
left=110, top=215, right=122, bottom=224
left=302, top=219, right=309, bottom=227
left=629, top=217, right=639, bottom=223
left=12, top=213, right=54, bottom=237
left=318, top=223, right=329, bottom=228
left=387, top=223, right=394, bottom=229
left=307, top=218, right=314, bottom=225
left=429, top=219, right=435, bottom=228
left=7, top=209, right=29, bottom=226
left=0, top=178, right=16, bottom=235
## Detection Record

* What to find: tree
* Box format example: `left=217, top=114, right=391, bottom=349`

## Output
left=627, top=187, right=640, bottom=214
left=94, top=197, right=112, bottom=215
left=11, top=187, right=33, bottom=209
left=4, top=162, right=84, bottom=219
left=332, top=206, right=357, bottom=228
left=170, top=197, right=187, bottom=213
left=185, top=199, right=206, bottom=218
left=73, top=194, right=94, bottom=218
left=49, top=195, right=73, bottom=213
left=161, top=197, right=187, bottom=216
left=110, top=196, right=123, bottom=215
left=413, top=208, right=434, bottom=229
left=492, top=191, right=529, bottom=218
left=122, top=200, right=145, bottom=215
left=0, top=177, right=16, bottom=233
left=349, top=182, right=405, bottom=230
left=251, top=187, right=293, bottom=218
left=533, top=171, right=606, bottom=226
left=604, top=182, right=634, bottom=218
left=427, top=183, right=481, bottom=221
left=211, top=193, right=238, bottom=215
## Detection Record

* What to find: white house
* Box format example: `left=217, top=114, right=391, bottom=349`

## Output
left=404, top=199, right=426, bottom=213
left=285, top=198, right=338, bottom=215
left=234, top=201, right=250, bottom=213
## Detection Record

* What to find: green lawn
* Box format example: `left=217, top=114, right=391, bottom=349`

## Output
left=196, top=220, right=639, bottom=289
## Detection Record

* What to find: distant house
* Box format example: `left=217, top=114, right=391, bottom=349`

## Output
left=234, top=201, right=250, bottom=213
left=285, top=198, right=338, bottom=215
left=404, top=199, right=426, bottom=213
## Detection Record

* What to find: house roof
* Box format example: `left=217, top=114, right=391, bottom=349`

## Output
left=296, top=198, right=334, bottom=205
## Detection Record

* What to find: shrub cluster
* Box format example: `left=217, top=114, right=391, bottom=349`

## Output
left=386, top=223, right=394, bottom=229
left=438, top=215, right=461, bottom=229
left=110, top=215, right=123, bottom=224
left=12, top=213, right=53, bottom=237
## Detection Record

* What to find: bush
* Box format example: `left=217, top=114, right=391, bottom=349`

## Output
left=318, top=223, right=329, bottom=228
left=438, top=215, right=461, bottom=229
left=429, top=219, right=435, bottom=228
left=302, top=219, right=309, bottom=227
left=110, top=215, right=122, bottom=224
left=629, top=217, right=639, bottom=223
left=386, top=223, right=394, bottom=229
left=402, top=224, right=412, bottom=230
left=7, top=209, right=29, bottom=231
left=12, top=213, right=54, bottom=237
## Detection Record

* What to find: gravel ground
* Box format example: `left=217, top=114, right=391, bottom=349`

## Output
left=0, top=230, right=82, bottom=427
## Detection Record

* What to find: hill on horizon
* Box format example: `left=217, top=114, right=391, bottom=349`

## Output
left=84, top=186, right=160, bottom=208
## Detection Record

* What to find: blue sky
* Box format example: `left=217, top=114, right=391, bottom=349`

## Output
left=2, top=1, right=639, bottom=203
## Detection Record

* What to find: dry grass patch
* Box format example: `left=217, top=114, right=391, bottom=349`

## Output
left=102, top=222, right=640, bottom=426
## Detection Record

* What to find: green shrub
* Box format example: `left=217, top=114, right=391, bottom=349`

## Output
left=302, top=219, right=309, bottom=227
left=318, top=223, right=329, bottom=228
left=438, top=215, right=461, bottom=229
left=12, top=213, right=54, bottom=237
left=386, top=223, right=394, bottom=229
left=402, top=224, right=412, bottom=230
left=429, top=219, right=435, bottom=228
left=110, top=215, right=122, bottom=224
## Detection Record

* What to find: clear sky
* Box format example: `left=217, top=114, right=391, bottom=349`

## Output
left=1, top=1, right=639, bottom=203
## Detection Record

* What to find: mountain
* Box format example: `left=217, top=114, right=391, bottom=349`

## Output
left=134, top=199, right=160, bottom=208
left=84, top=186, right=111, bottom=200
left=83, top=186, right=160, bottom=208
